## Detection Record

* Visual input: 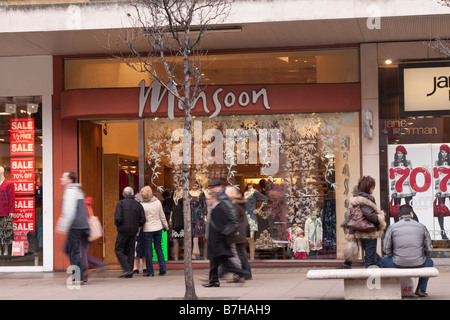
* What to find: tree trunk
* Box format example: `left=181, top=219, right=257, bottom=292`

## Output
left=182, top=105, right=197, bottom=300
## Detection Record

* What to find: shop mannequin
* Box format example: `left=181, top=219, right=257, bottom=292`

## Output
left=189, top=182, right=206, bottom=259
left=244, top=184, right=267, bottom=260
left=287, top=224, right=304, bottom=259
left=171, top=187, right=184, bottom=260
left=0, top=166, right=15, bottom=256
left=304, top=210, right=323, bottom=256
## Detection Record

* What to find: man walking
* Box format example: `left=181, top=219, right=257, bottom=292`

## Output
left=56, top=171, right=90, bottom=284
left=381, top=204, right=434, bottom=297
left=203, top=191, right=250, bottom=287
left=114, top=186, right=146, bottom=278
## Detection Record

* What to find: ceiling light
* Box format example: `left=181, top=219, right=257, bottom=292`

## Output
left=5, top=103, right=16, bottom=114
left=27, top=103, right=39, bottom=114
left=385, top=59, right=392, bottom=65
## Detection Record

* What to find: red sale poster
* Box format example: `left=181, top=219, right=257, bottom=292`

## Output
left=13, top=196, right=35, bottom=253
left=10, top=118, right=34, bottom=156
left=388, top=143, right=450, bottom=240
left=10, top=157, right=35, bottom=195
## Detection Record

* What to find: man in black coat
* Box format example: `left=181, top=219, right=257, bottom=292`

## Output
left=203, top=191, right=250, bottom=287
left=114, top=186, right=146, bottom=278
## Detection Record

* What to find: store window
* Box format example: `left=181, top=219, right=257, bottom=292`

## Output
left=64, top=48, right=359, bottom=90
left=0, top=96, right=43, bottom=266
left=380, top=64, right=450, bottom=250
left=144, top=112, right=360, bottom=260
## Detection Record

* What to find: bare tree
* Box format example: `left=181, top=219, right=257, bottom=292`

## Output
left=427, top=1, right=450, bottom=57
left=111, top=0, right=233, bottom=300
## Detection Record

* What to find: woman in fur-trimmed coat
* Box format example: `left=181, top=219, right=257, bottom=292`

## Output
left=346, top=176, right=386, bottom=268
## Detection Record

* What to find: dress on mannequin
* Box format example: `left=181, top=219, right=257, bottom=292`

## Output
left=189, top=184, right=206, bottom=258
left=171, top=187, right=184, bottom=260
left=244, top=185, right=267, bottom=260
left=304, top=211, right=323, bottom=255
left=0, top=167, right=15, bottom=255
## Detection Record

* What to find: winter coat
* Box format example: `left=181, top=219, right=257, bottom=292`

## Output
left=114, top=195, right=146, bottom=235
left=383, top=215, right=433, bottom=267
left=141, top=196, right=169, bottom=232
left=56, top=183, right=89, bottom=233
left=232, top=197, right=248, bottom=244
left=207, top=201, right=235, bottom=259
left=347, top=192, right=386, bottom=241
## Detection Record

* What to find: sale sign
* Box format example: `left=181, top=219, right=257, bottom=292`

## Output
left=14, top=197, right=35, bottom=233
left=11, top=157, right=35, bottom=195
left=10, top=118, right=34, bottom=156
left=388, top=143, right=450, bottom=240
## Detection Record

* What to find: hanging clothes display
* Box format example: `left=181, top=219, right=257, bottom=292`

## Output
left=189, top=187, right=207, bottom=238
left=321, top=198, right=336, bottom=254
left=304, top=214, right=323, bottom=252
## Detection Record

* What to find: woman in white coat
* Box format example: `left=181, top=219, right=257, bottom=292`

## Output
left=140, top=186, right=169, bottom=276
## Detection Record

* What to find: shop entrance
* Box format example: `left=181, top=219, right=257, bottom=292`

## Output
left=78, top=119, right=140, bottom=265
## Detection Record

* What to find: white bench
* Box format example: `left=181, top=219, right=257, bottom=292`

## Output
left=306, top=267, right=439, bottom=300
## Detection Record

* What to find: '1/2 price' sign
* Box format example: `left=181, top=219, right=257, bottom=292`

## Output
left=11, top=157, right=35, bottom=195
left=10, top=118, right=34, bottom=156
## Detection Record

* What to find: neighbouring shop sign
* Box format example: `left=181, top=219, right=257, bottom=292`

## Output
left=400, top=62, right=450, bottom=116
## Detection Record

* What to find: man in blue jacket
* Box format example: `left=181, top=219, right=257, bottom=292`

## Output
left=381, top=204, right=434, bottom=297
left=114, top=186, right=146, bottom=278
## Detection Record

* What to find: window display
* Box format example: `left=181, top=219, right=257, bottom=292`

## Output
left=144, top=112, right=360, bottom=260
left=0, top=97, right=43, bottom=265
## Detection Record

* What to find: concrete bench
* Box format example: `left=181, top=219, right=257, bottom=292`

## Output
left=306, top=267, right=439, bottom=300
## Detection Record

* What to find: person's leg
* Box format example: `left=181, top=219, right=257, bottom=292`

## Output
left=66, top=229, right=84, bottom=281
left=143, top=232, right=155, bottom=275
left=115, top=233, right=131, bottom=274
left=380, top=255, right=396, bottom=268
left=360, top=238, right=378, bottom=268
left=153, top=230, right=166, bottom=274
left=236, top=243, right=252, bottom=279
left=125, top=234, right=136, bottom=275
left=416, top=257, right=434, bottom=294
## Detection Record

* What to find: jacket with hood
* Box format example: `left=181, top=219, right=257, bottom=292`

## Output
left=347, top=191, right=386, bottom=241
left=142, top=196, right=169, bottom=232
left=56, top=183, right=90, bottom=233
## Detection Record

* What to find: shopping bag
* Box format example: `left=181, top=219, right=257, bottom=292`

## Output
left=88, top=216, right=103, bottom=242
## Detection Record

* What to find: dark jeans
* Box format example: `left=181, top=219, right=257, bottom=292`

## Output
left=65, top=228, right=89, bottom=281
left=115, top=233, right=136, bottom=273
left=144, top=229, right=166, bottom=275
left=209, top=255, right=250, bottom=283
left=236, top=243, right=252, bottom=279
left=380, top=255, right=434, bottom=292
left=360, top=238, right=380, bottom=268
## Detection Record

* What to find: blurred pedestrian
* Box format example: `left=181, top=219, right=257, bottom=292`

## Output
left=225, top=186, right=252, bottom=281
left=114, top=186, right=146, bottom=278
left=140, top=186, right=169, bottom=277
left=56, top=171, right=90, bottom=285
left=203, top=191, right=250, bottom=287
left=80, top=196, right=107, bottom=282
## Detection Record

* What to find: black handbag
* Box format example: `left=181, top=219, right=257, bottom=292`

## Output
left=346, top=205, right=376, bottom=232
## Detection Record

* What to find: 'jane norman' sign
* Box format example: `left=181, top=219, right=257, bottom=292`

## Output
left=138, top=80, right=272, bottom=119
left=401, top=63, right=450, bottom=114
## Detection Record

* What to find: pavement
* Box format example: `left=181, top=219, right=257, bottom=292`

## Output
left=0, top=259, right=449, bottom=303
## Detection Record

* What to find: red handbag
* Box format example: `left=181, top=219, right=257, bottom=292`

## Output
left=433, top=198, right=450, bottom=218
left=389, top=199, right=400, bottom=218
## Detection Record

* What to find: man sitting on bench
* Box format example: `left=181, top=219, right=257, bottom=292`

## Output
left=381, top=204, right=434, bottom=297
